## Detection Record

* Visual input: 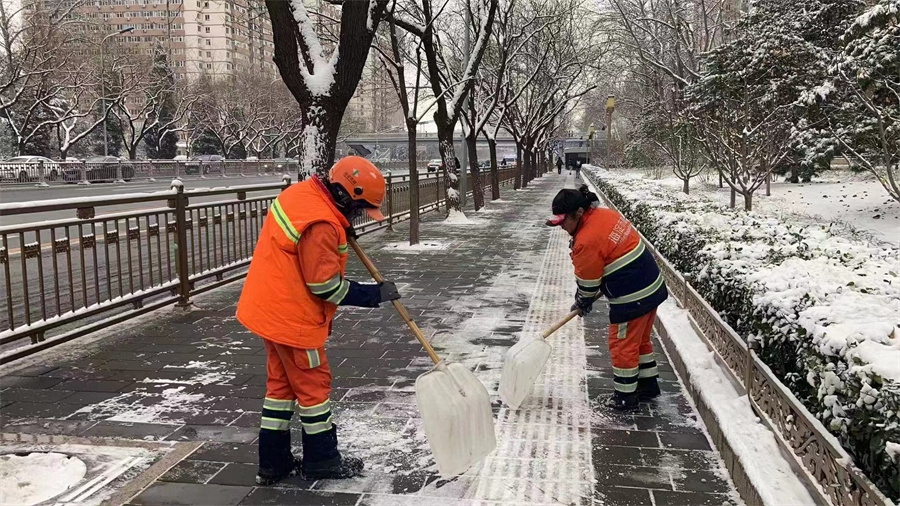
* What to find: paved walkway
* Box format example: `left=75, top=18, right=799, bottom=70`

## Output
left=0, top=173, right=739, bottom=506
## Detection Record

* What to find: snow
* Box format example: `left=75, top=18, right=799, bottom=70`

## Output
left=887, top=442, right=900, bottom=462
left=0, top=452, right=87, bottom=506
left=655, top=172, right=900, bottom=246
left=656, top=300, right=818, bottom=505
left=383, top=241, right=449, bottom=252
left=289, top=1, right=337, bottom=96
left=443, top=209, right=474, bottom=225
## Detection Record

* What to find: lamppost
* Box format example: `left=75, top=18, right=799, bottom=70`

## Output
left=605, top=95, right=615, bottom=168
left=100, top=26, right=134, bottom=157
left=587, top=123, right=595, bottom=165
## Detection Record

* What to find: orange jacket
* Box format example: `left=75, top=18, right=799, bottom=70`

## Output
left=571, top=207, right=667, bottom=324
left=236, top=178, right=351, bottom=349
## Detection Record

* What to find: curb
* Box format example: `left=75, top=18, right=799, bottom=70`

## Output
left=652, top=313, right=824, bottom=506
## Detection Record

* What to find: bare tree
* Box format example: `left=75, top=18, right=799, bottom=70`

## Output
left=392, top=0, right=499, bottom=213
left=0, top=0, right=82, bottom=116
left=115, top=49, right=197, bottom=160
left=265, top=0, right=390, bottom=174
left=373, top=8, right=429, bottom=244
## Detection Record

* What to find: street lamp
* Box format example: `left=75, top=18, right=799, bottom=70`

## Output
left=100, top=26, right=134, bottom=157
left=605, top=95, right=615, bottom=168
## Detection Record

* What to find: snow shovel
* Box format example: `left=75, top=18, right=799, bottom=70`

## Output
left=499, top=308, right=582, bottom=409
left=349, top=238, right=496, bottom=476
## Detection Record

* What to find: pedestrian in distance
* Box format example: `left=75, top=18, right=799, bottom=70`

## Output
left=575, top=160, right=582, bottom=180
left=237, top=156, right=402, bottom=485
left=545, top=184, right=668, bottom=411
left=556, top=157, right=563, bottom=174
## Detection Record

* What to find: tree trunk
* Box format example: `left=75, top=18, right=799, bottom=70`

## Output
left=128, top=146, right=138, bottom=160
left=790, top=164, right=800, bottom=184
left=515, top=143, right=523, bottom=189
left=488, top=138, right=500, bottom=200
left=522, top=146, right=531, bottom=188
left=407, top=123, right=419, bottom=245
left=744, top=191, right=753, bottom=211
left=719, top=171, right=723, bottom=188
left=683, top=177, right=690, bottom=194
left=437, top=126, right=460, bottom=212
left=298, top=102, right=340, bottom=175
left=729, top=167, right=736, bottom=208
left=465, top=132, right=484, bottom=210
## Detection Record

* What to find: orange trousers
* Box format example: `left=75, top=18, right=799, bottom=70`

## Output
left=262, top=340, right=333, bottom=434
left=607, top=309, right=658, bottom=394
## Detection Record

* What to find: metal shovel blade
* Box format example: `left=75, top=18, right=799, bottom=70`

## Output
left=498, top=337, right=552, bottom=410
left=415, top=362, right=497, bottom=476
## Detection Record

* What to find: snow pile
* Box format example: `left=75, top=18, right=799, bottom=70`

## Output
left=443, top=209, right=475, bottom=225
left=0, top=452, right=87, bottom=505
left=656, top=301, right=817, bottom=505
left=584, top=166, right=900, bottom=499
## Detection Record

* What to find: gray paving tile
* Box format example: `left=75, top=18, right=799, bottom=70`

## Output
left=652, top=490, right=739, bottom=506
left=81, top=421, right=181, bottom=440
left=132, top=482, right=251, bottom=505
left=239, top=488, right=361, bottom=506
left=159, top=460, right=226, bottom=484
left=593, top=486, right=653, bottom=506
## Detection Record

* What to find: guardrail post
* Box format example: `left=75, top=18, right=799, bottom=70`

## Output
left=78, top=160, right=89, bottom=185
left=257, top=159, right=262, bottom=175
left=148, top=160, right=156, bottom=182
left=386, top=174, right=394, bottom=231
left=36, top=160, right=49, bottom=187
left=173, top=180, right=192, bottom=308
left=282, top=173, right=292, bottom=190
left=115, top=158, right=125, bottom=183
left=175, top=161, right=182, bottom=179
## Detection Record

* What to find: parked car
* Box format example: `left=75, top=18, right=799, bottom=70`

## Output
left=0, top=156, right=61, bottom=182
left=185, top=154, right=223, bottom=175
left=426, top=159, right=443, bottom=172
left=62, top=156, right=135, bottom=182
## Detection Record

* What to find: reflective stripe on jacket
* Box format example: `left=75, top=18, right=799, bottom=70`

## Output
left=571, top=207, right=667, bottom=324
left=236, top=178, right=351, bottom=348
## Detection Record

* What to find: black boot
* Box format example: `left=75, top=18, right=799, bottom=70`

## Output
left=301, top=425, right=364, bottom=480
left=256, top=429, right=300, bottom=485
left=637, top=376, right=661, bottom=400
left=607, top=391, right=640, bottom=412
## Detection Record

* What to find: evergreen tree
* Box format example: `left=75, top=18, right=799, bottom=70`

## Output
left=799, top=0, right=899, bottom=202
left=144, top=47, right=179, bottom=159
left=192, top=129, right=220, bottom=155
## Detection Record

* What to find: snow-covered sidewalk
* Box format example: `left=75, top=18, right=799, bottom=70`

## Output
left=0, top=172, right=760, bottom=505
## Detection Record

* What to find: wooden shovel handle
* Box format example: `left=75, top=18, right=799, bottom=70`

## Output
left=349, top=238, right=442, bottom=365
left=541, top=309, right=581, bottom=339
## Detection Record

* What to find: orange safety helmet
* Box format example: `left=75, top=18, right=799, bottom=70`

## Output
left=328, top=156, right=386, bottom=221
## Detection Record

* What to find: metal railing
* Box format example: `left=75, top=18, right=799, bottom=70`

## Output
left=0, top=167, right=520, bottom=363
left=584, top=171, right=891, bottom=506
left=0, top=159, right=466, bottom=186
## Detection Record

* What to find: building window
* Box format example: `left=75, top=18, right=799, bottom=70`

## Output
left=227, top=63, right=232, bottom=70
left=205, top=39, right=211, bottom=45
left=204, top=14, right=209, bottom=20
left=205, top=27, right=210, bottom=33
left=206, top=51, right=211, bottom=57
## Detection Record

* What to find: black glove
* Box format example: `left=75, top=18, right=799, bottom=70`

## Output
left=378, top=281, right=401, bottom=303
left=571, top=295, right=594, bottom=316
left=344, top=226, right=358, bottom=239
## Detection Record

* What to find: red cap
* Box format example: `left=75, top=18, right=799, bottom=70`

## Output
left=545, top=214, right=566, bottom=226
left=366, top=207, right=386, bottom=221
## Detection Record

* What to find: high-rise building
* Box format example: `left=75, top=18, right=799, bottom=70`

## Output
left=55, top=0, right=276, bottom=80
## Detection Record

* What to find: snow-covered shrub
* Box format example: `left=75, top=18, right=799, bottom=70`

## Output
left=587, top=166, right=900, bottom=499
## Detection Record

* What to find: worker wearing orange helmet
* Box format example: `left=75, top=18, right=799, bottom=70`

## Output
left=237, top=156, right=401, bottom=485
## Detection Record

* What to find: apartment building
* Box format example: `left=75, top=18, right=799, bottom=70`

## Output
left=60, top=0, right=276, bottom=80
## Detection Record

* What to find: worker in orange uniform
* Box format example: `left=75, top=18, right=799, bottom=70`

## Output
left=236, top=156, right=401, bottom=485
left=546, top=185, right=668, bottom=411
